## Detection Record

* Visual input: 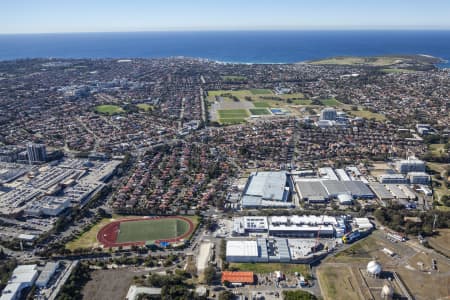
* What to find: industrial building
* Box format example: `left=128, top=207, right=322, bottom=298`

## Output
left=241, top=171, right=293, bottom=208
left=378, top=174, right=408, bottom=184
left=369, top=183, right=395, bottom=201
left=226, top=240, right=267, bottom=263
left=0, top=265, right=39, bottom=300
left=35, top=262, right=59, bottom=288
left=221, top=272, right=255, bottom=285
left=407, top=172, right=430, bottom=185
left=320, top=108, right=337, bottom=121
left=226, top=237, right=332, bottom=263
left=395, top=157, right=426, bottom=174
left=269, top=215, right=337, bottom=238
left=295, top=178, right=374, bottom=203
left=232, top=215, right=348, bottom=238
left=232, top=216, right=269, bottom=235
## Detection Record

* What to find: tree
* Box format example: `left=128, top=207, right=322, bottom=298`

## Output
left=204, top=265, right=216, bottom=284
left=283, top=290, right=318, bottom=300
left=218, top=291, right=234, bottom=300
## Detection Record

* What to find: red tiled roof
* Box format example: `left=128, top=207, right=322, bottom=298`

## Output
left=221, top=271, right=254, bottom=284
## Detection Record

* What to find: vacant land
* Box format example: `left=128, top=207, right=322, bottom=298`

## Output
left=82, top=268, right=148, bottom=300
left=249, top=108, right=271, bottom=115
left=317, top=265, right=361, bottom=300
left=319, top=231, right=450, bottom=300
left=229, top=263, right=309, bottom=275
left=116, top=218, right=190, bottom=243
left=428, top=229, right=450, bottom=257
left=95, top=105, right=124, bottom=115
left=348, top=109, right=387, bottom=121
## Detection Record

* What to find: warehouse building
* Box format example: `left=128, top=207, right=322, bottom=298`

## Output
left=295, top=180, right=329, bottom=203
left=232, top=216, right=269, bottom=236
left=241, top=171, right=293, bottom=208
left=407, top=172, right=430, bottom=185
left=226, top=240, right=267, bottom=263
left=295, top=179, right=374, bottom=203
left=0, top=265, right=39, bottom=300
left=395, top=157, right=426, bottom=174
left=35, top=262, right=59, bottom=288
left=369, top=183, right=394, bottom=201
left=268, top=215, right=336, bottom=238
left=378, top=174, right=409, bottom=184
left=267, top=238, right=291, bottom=262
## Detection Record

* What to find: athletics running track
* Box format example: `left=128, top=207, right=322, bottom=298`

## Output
left=96, top=216, right=195, bottom=248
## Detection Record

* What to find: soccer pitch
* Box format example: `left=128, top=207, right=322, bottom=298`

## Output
left=116, top=218, right=190, bottom=243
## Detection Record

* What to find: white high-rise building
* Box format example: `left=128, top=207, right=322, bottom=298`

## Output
left=26, top=143, right=47, bottom=163
left=320, top=108, right=337, bottom=121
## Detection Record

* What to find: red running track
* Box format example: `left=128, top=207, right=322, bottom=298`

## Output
left=96, top=216, right=195, bottom=248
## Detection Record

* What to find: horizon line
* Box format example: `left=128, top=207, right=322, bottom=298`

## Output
left=2, top=27, right=450, bottom=35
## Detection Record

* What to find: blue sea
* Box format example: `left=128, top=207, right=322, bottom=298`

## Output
left=0, top=30, right=449, bottom=67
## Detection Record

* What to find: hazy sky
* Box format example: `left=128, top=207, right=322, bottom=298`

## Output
left=2, top=0, right=450, bottom=34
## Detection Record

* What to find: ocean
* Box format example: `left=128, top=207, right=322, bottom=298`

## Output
left=0, top=30, right=449, bottom=67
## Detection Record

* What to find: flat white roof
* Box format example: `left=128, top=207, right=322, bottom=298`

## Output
left=226, top=241, right=258, bottom=257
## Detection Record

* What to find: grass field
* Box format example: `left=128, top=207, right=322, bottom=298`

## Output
left=116, top=218, right=190, bottom=243
left=320, top=98, right=342, bottom=107
left=429, top=144, right=447, bottom=157
left=66, top=215, right=199, bottom=250
left=229, top=263, right=310, bottom=275
left=253, top=102, right=271, bottom=108
left=95, top=104, right=124, bottom=115
left=382, top=68, right=416, bottom=74
left=348, top=109, right=387, bottom=121
left=221, top=75, right=247, bottom=82
left=291, top=99, right=312, bottom=105
left=249, top=108, right=271, bottom=115
left=250, top=89, right=272, bottom=95
left=309, top=56, right=404, bottom=66
left=218, top=109, right=249, bottom=124
left=136, top=103, right=153, bottom=111
left=66, top=218, right=113, bottom=251
left=427, top=162, right=450, bottom=202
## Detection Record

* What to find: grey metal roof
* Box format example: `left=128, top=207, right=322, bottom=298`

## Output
left=343, top=181, right=375, bottom=197
left=296, top=180, right=328, bottom=199
left=242, top=195, right=262, bottom=207
left=245, top=171, right=287, bottom=201
left=369, top=183, right=394, bottom=200
left=275, top=238, right=291, bottom=261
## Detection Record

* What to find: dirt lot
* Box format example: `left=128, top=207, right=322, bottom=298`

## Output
left=82, top=268, right=148, bottom=300
left=318, top=230, right=450, bottom=300
left=428, top=229, right=450, bottom=257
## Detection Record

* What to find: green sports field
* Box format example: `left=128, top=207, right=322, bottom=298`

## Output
left=116, top=218, right=190, bottom=243
left=249, top=108, right=271, bottom=115
left=95, top=104, right=125, bottom=115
